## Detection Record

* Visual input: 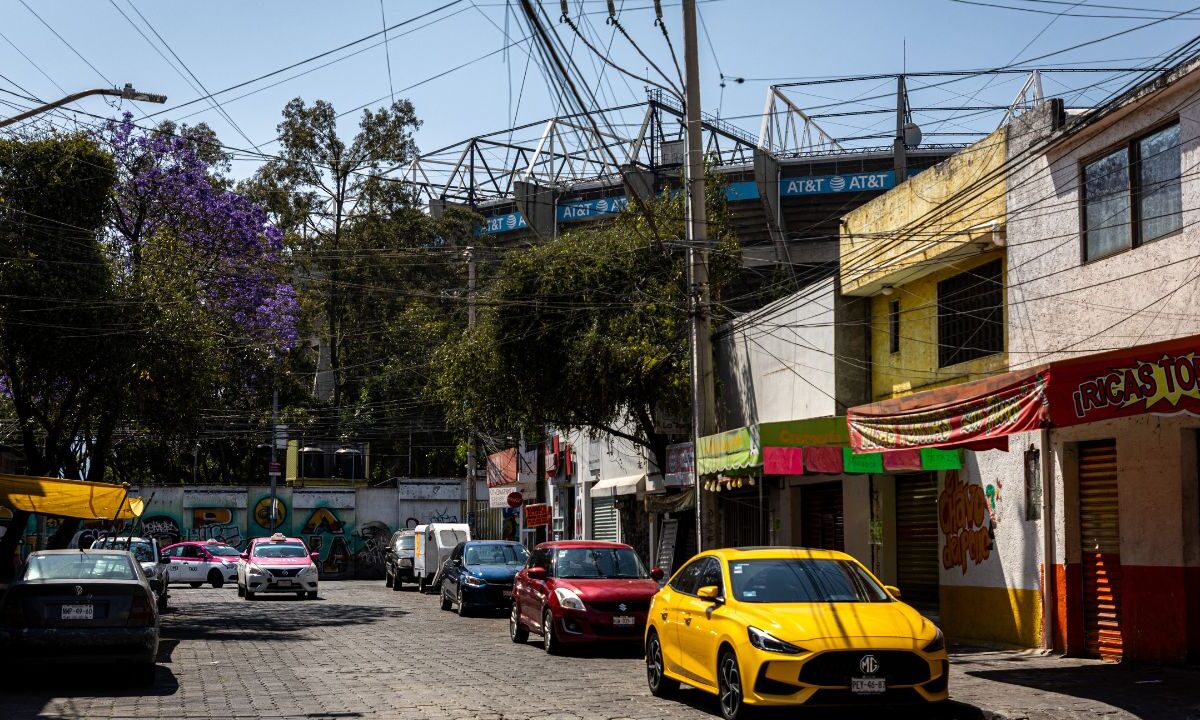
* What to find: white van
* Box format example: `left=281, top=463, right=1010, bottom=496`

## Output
left=414, top=522, right=471, bottom=592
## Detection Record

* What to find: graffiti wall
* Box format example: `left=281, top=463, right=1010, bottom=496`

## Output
left=0, top=482, right=465, bottom=579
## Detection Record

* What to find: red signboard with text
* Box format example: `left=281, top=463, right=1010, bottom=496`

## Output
left=523, top=503, right=551, bottom=527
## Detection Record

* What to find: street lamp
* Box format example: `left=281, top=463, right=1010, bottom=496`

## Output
left=0, top=84, right=168, bottom=129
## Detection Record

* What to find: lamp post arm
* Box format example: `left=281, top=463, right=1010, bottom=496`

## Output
left=0, top=85, right=167, bottom=129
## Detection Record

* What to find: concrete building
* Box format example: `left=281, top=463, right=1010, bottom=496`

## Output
left=844, top=61, right=1200, bottom=664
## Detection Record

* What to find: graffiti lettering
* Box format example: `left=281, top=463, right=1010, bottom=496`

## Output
left=302, top=507, right=344, bottom=534
left=938, top=471, right=994, bottom=574
left=353, top=521, right=390, bottom=578
left=253, top=497, right=287, bottom=529
left=429, top=507, right=459, bottom=523
left=141, top=516, right=182, bottom=546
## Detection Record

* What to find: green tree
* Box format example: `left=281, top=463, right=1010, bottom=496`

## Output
left=246, top=98, right=421, bottom=409
left=431, top=189, right=739, bottom=471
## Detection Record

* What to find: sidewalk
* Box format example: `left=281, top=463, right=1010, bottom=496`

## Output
left=949, top=646, right=1200, bottom=720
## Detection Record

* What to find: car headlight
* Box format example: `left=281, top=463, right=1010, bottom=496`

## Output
left=247, top=563, right=268, bottom=577
left=554, top=587, right=585, bottom=611
left=748, top=626, right=806, bottom=655
left=923, top=629, right=945, bottom=653
left=463, top=574, right=487, bottom=587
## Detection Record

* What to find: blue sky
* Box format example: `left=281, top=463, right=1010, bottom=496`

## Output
left=1, top=0, right=1197, bottom=179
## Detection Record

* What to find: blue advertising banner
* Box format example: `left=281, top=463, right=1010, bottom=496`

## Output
left=557, top=195, right=628, bottom=222
left=481, top=211, right=527, bottom=235
left=724, top=180, right=760, bottom=201
left=780, top=170, right=895, bottom=196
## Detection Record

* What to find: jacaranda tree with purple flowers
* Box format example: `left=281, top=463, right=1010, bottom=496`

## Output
left=0, top=118, right=296, bottom=561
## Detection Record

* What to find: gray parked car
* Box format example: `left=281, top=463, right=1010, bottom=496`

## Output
left=384, top=530, right=416, bottom=590
left=0, top=549, right=160, bottom=684
left=90, top=536, right=170, bottom=611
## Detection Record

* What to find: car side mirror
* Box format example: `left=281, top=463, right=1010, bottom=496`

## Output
left=526, top=566, right=546, bottom=580
left=310, top=552, right=320, bottom=563
left=697, top=585, right=723, bottom=604
left=240, top=552, right=250, bottom=561
left=159, top=555, right=171, bottom=564
left=650, top=566, right=664, bottom=582
left=884, top=585, right=901, bottom=598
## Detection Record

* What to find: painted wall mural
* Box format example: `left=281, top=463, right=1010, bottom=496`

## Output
left=939, top=470, right=995, bottom=574
left=295, top=490, right=355, bottom=580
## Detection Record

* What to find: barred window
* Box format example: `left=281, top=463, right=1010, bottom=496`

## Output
left=888, top=300, right=900, bottom=354
left=937, top=259, right=1003, bottom=368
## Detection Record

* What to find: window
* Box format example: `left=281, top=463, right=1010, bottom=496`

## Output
left=888, top=300, right=900, bottom=354
left=698, top=557, right=724, bottom=596
left=552, top=547, right=649, bottom=579
left=1083, top=122, right=1181, bottom=261
left=937, top=259, right=1004, bottom=367
left=669, top=557, right=707, bottom=595
left=727, top=558, right=891, bottom=604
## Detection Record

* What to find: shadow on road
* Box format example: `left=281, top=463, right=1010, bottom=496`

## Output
left=160, top=595, right=409, bottom=643
left=646, top=685, right=983, bottom=720
left=966, top=661, right=1200, bottom=720
left=0, top=662, right=180, bottom=719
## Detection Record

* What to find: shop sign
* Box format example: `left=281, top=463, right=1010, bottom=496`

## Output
left=848, top=373, right=1048, bottom=451
left=524, top=503, right=551, bottom=527
left=758, top=417, right=850, bottom=448
left=664, top=442, right=694, bottom=487
left=696, top=425, right=760, bottom=476
left=489, top=486, right=518, bottom=509
left=1049, top=339, right=1200, bottom=426
left=486, top=449, right=518, bottom=488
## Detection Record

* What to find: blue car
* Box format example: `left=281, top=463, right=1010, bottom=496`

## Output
left=440, top=540, right=529, bottom=616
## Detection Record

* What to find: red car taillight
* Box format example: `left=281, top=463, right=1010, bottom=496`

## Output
left=127, top=590, right=154, bottom=627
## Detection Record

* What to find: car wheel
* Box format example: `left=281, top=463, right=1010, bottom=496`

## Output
left=646, top=631, right=680, bottom=697
left=208, top=569, right=224, bottom=589
left=542, top=609, right=562, bottom=655
left=456, top=586, right=470, bottom=617
left=440, top=587, right=453, bottom=611
left=718, top=648, right=749, bottom=720
left=237, top=583, right=245, bottom=598
left=245, top=590, right=256, bottom=600
left=306, top=590, right=317, bottom=600
left=156, top=591, right=168, bottom=613
left=509, top=602, right=529, bottom=643
left=189, top=582, right=203, bottom=589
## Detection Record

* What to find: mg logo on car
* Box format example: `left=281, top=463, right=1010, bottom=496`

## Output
left=859, top=654, right=880, bottom=675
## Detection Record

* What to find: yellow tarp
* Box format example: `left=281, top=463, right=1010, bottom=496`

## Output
left=0, top=474, right=142, bottom=520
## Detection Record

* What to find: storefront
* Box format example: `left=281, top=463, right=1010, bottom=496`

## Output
left=696, top=417, right=960, bottom=590
left=847, top=334, right=1200, bottom=663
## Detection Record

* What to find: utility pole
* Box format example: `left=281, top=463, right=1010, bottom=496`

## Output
left=682, top=0, right=717, bottom=552
left=894, top=75, right=909, bottom=183
left=466, top=247, right=478, bottom=531
left=0, top=84, right=166, bottom=128
left=269, top=370, right=280, bottom=534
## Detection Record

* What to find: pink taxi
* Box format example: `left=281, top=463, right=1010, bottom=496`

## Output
left=161, top=540, right=242, bottom=588
left=237, top=533, right=320, bottom=600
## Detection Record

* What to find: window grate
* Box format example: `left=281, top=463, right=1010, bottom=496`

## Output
left=937, top=259, right=1003, bottom=368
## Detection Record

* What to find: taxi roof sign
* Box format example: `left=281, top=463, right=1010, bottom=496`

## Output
left=269, top=532, right=288, bottom=542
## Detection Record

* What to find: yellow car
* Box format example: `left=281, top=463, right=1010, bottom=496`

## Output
left=644, top=547, right=948, bottom=718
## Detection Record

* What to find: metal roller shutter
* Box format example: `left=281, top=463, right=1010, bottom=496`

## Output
left=590, top=496, right=619, bottom=542
left=801, top=482, right=845, bottom=552
left=1079, top=440, right=1122, bottom=661
left=896, top=473, right=940, bottom=616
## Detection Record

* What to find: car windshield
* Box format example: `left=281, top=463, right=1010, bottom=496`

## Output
left=91, top=539, right=155, bottom=563
left=398, top=535, right=415, bottom=550
left=728, top=559, right=891, bottom=604
left=253, top=543, right=308, bottom=558
left=553, top=547, right=648, bottom=579
left=465, top=543, right=528, bottom=566
left=438, top=529, right=468, bottom=547
left=25, top=552, right=138, bottom=581
left=207, top=545, right=241, bottom=557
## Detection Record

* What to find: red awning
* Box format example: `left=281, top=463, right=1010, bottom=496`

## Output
left=848, top=333, right=1200, bottom=451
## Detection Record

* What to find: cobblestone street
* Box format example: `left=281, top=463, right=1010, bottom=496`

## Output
left=1, top=581, right=1196, bottom=720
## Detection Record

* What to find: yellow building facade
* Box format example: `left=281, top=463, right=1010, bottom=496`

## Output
left=838, top=129, right=1042, bottom=648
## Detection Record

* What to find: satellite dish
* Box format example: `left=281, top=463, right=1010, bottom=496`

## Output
left=903, top=122, right=923, bottom=148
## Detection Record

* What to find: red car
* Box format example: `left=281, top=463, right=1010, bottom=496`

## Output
left=509, top=540, right=663, bottom=654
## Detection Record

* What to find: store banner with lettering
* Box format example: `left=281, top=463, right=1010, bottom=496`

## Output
left=848, top=370, right=1049, bottom=451
left=1047, top=334, right=1200, bottom=427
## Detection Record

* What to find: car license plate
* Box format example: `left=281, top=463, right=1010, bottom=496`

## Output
left=613, top=615, right=636, bottom=625
left=61, top=604, right=93, bottom=620
left=851, top=677, right=886, bottom=694
left=276, top=579, right=293, bottom=587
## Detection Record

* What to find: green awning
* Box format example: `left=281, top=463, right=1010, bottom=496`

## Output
left=696, top=426, right=760, bottom=475
left=759, top=417, right=850, bottom=447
